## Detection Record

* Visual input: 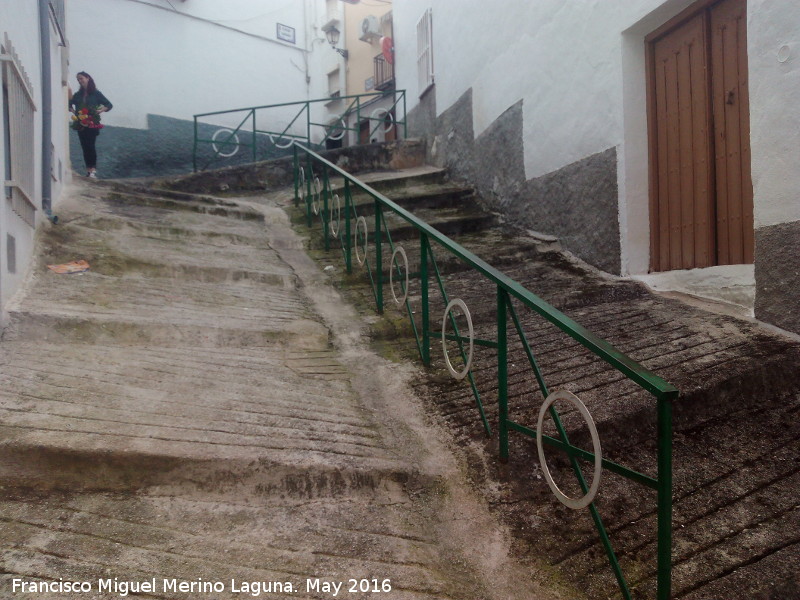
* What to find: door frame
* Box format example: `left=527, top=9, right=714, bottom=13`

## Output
left=645, top=0, right=716, bottom=272
left=619, top=0, right=754, bottom=278
left=644, top=0, right=752, bottom=272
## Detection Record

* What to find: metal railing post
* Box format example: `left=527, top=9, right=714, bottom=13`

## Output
left=323, top=167, right=330, bottom=251
left=657, top=397, right=674, bottom=600
left=357, top=97, right=362, bottom=144
left=497, top=287, right=509, bottom=462
left=192, top=116, right=198, bottom=172
left=402, top=91, right=407, bottom=139
left=420, top=234, right=430, bottom=366
left=374, top=198, right=383, bottom=314
left=293, top=144, right=299, bottom=207
left=305, top=155, right=313, bottom=228
left=252, top=109, right=257, bottom=163
left=306, top=102, right=311, bottom=146
left=345, top=180, right=352, bottom=274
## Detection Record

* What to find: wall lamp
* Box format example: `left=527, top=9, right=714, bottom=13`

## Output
left=324, top=25, right=349, bottom=59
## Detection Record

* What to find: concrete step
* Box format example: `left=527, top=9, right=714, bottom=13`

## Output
left=105, top=190, right=264, bottom=221
left=0, top=481, right=486, bottom=600
left=321, top=165, right=449, bottom=195
left=305, top=207, right=496, bottom=253
left=348, top=184, right=478, bottom=214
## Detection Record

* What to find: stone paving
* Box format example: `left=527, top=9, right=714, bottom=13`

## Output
left=285, top=162, right=800, bottom=600
left=0, top=179, right=558, bottom=600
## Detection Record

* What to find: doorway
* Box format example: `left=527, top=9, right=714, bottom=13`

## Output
left=359, top=120, right=371, bottom=145
left=646, top=0, right=753, bottom=272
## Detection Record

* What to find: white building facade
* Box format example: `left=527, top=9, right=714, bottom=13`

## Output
left=392, top=0, right=800, bottom=335
left=1, top=0, right=71, bottom=324
left=67, top=0, right=334, bottom=178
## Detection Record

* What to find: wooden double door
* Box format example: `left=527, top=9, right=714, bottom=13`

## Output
left=647, top=0, right=753, bottom=272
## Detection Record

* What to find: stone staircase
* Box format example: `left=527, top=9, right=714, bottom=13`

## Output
left=0, top=175, right=550, bottom=600
left=285, top=156, right=800, bottom=600
left=5, top=139, right=796, bottom=599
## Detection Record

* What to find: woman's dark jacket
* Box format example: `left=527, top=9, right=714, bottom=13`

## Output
left=69, top=89, right=113, bottom=112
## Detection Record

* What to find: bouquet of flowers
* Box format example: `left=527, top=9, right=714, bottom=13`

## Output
left=70, top=106, right=104, bottom=131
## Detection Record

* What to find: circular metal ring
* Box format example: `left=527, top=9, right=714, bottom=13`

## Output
left=441, top=298, right=474, bottom=381
left=312, top=177, right=321, bottom=215
left=370, top=108, right=395, bottom=134
left=389, top=246, right=409, bottom=307
left=329, top=193, right=341, bottom=239
left=354, top=216, right=368, bottom=266
left=327, top=118, right=347, bottom=141
left=536, top=390, right=602, bottom=510
left=267, top=133, right=294, bottom=150
left=211, top=128, right=240, bottom=158
left=270, top=136, right=294, bottom=150
left=298, top=167, right=306, bottom=201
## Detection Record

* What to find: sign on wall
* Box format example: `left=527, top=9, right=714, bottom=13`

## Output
left=277, top=23, right=295, bottom=44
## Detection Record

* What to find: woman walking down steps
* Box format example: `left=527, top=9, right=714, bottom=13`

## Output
left=69, top=71, right=112, bottom=178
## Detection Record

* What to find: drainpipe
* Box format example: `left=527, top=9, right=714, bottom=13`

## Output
left=38, top=0, right=57, bottom=223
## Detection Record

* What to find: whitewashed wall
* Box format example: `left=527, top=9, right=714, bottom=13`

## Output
left=0, top=1, right=70, bottom=321
left=393, top=0, right=800, bottom=275
left=69, top=0, right=319, bottom=129
left=66, top=0, right=336, bottom=176
left=748, top=0, right=800, bottom=229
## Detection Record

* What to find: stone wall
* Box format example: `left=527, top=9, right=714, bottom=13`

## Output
left=410, top=88, right=621, bottom=274
left=755, top=220, right=800, bottom=335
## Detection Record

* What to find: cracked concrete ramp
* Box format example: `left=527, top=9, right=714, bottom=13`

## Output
left=0, top=181, right=559, bottom=599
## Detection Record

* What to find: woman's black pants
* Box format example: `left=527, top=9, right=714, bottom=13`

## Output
left=77, top=128, right=99, bottom=170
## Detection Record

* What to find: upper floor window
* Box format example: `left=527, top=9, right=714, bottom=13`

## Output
left=416, top=8, right=433, bottom=96
left=1, top=33, right=37, bottom=227
left=49, top=0, right=67, bottom=45
left=328, top=68, right=341, bottom=98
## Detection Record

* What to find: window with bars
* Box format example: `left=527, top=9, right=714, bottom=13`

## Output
left=328, top=68, right=341, bottom=98
left=49, top=0, right=67, bottom=45
left=416, top=8, right=433, bottom=96
left=1, top=33, right=37, bottom=227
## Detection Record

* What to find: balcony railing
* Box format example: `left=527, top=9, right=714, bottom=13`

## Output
left=374, top=53, right=394, bottom=91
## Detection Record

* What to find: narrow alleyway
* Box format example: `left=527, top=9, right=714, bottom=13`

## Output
left=3, top=146, right=799, bottom=599
left=0, top=179, right=561, bottom=599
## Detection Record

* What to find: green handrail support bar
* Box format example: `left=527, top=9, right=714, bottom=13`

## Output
left=428, top=243, right=491, bottom=436
left=420, top=235, right=431, bottom=366
left=292, top=143, right=679, bottom=600
left=193, top=91, right=407, bottom=172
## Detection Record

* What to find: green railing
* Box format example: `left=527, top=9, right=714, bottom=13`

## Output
left=293, top=143, right=679, bottom=600
left=192, top=91, right=407, bottom=172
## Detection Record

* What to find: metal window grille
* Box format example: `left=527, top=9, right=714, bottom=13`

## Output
left=1, top=33, right=37, bottom=228
left=374, top=53, right=394, bottom=90
left=6, top=234, right=16, bottom=274
left=416, top=8, right=433, bottom=95
left=328, top=69, right=341, bottom=98
left=49, top=0, right=67, bottom=46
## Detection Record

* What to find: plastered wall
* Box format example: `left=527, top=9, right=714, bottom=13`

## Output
left=394, top=0, right=799, bottom=229
left=393, top=0, right=800, bottom=333
left=67, top=0, right=330, bottom=177
left=0, top=1, right=70, bottom=322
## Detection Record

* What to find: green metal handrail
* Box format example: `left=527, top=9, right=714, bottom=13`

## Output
left=293, top=142, right=678, bottom=600
left=192, top=91, right=407, bottom=172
